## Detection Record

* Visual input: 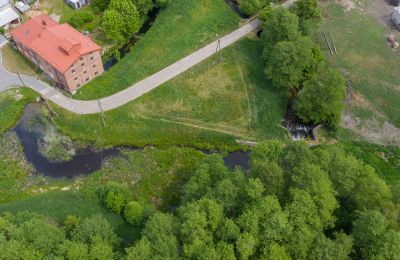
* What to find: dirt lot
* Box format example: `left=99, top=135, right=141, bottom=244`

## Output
left=367, top=0, right=400, bottom=30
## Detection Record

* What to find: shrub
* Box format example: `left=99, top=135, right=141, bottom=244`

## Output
left=98, top=182, right=130, bottom=214
left=68, top=11, right=94, bottom=28
left=124, top=201, right=144, bottom=225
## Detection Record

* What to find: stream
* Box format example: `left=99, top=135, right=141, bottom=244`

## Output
left=12, top=103, right=250, bottom=179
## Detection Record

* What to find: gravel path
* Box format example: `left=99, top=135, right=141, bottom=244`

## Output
left=0, top=0, right=296, bottom=115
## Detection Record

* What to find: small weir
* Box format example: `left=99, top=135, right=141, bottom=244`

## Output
left=282, top=99, right=316, bottom=141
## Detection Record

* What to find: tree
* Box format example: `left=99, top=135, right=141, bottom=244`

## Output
left=71, top=215, right=119, bottom=247
left=132, top=0, right=154, bottom=19
left=99, top=182, right=130, bottom=214
left=284, top=189, right=321, bottom=259
left=260, top=7, right=300, bottom=50
left=9, top=217, right=66, bottom=256
left=292, top=0, right=321, bottom=34
left=102, top=0, right=141, bottom=42
left=58, top=241, right=89, bottom=260
left=264, top=36, right=324, bottom=89
left=154, top=0, right=170, bottom=8
left=353, top=210, right=388, bottom=258
left=239, top=0, right=271, bottom=15
left=127, top=213, right=179, bottom=259
left=288, top=162, right=338, bottom=227
left=108, top=0, right=141, bottom=37
left=296, top=68, right=346, bottom=127
left=309, top=233, right=353, bottom=260
left=68, top=11, right=94, bottom=28
left=124, top=201, right=144, bottom=225
left=64, top=215, right=80, bottom=236
left=92, top=0, right=110, bottom=11
left=102, top=9, right=126, bottom=43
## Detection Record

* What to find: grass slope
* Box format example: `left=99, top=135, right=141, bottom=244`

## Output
left=74, top=0, right=240, bottom=99
left=52, top=38, right=288, bottom=149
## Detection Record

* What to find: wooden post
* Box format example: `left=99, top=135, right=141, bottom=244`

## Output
left=324, top=32, right=333, bottom=55
left=17, top=72, right=25, bottom=87
left=97, top=99, right=106, bottom=127
left=329, top=32, right=338, bottom=54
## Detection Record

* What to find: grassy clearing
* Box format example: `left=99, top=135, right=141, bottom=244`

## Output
left=0, top=190, right=134, bottom=244
left=52, top=38, right=288, bottom=149
left=0, top=146, right=208, bottom=244
left=1, top=44, right=42, bottom=78
left=0, top=88, right=38, bottom=134
left=74, top=0, right=240, bottom=99
left=318, top=4, right=400, bottom=128
left=341, top=142, right=400, bottom=183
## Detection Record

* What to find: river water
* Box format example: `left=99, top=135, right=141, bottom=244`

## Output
left=13, top=103, right=250, bottom=179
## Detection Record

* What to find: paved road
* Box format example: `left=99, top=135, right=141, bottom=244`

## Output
left=0, top=0, right=295, bottom=115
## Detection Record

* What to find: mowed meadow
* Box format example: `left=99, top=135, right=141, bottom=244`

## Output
left=74, top=0, right=241, bottom=99
left=51, top=38, right=288, bottom=149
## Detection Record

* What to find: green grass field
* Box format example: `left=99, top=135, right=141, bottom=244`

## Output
left=318, top=4, right=400, bottom=129
left=74, top=0, right=240, bottom=99
left=0, top=88, right=38, bottom=134
left=52, top=38, right=288, bottom=150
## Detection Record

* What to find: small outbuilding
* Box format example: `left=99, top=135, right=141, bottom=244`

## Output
left=65, top=0, right=89, bottom=9
left=15, top=1, right=30, bottom=13
left=393, top=7, right=400, bottom=30
left=0, top=0, right=20, bottom=29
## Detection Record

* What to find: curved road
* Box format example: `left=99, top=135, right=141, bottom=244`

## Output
left=0, top=0, right=295, bottom=115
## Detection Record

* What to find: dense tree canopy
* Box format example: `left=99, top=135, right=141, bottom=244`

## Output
left=1, top=140, right=399, bottom=259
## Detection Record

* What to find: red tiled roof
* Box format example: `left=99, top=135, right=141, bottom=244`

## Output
left=11, top=14, right=100, bottom=73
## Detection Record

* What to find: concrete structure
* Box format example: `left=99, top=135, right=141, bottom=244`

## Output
left=11, top=14, right=103, bottom=93
left=15, top=1, right=30, bottom=13
left=0, top=0, right=20, bottom=29
left=65, top=0, right=89, bottom=9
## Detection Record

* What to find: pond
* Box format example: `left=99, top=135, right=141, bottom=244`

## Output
left=13, top=103, right=251, bottom=179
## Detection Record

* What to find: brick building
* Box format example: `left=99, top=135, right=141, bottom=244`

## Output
left=11, top=14, right=103, bottom=93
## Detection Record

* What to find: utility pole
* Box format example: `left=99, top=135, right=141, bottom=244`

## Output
left=17, top=72, right=25, bottom=87
left=216, top=39, right=221, bottom=53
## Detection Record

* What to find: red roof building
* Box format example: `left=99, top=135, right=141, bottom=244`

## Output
left=11, top=14, right=104, bottom=93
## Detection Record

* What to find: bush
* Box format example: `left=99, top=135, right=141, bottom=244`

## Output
left=68, top=11, right=94, bottom=28
left=124, top=201, right=144, bottom=225
left=98, top=182, right=130, bottom=214
left=0, top=27, right=4, bottom=34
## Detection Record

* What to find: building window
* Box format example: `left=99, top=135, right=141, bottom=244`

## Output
left=90, top=56, right=94, bottom=61
left=74, top=77, right=78, bottom=80
left=86, top=78, right=89, bottom=82
left=83, top=71, right=87, bottom=74
left=95, top=71, right=98, bottom=75
left=72, top=69, right=75, bottom=73
left=92, top=64, right=96, bottom=68
left=77, top=84, right=81, bottom=88
left=81, top=63, right=85, bottom=67
left=80, top=57, right=83, bottom=61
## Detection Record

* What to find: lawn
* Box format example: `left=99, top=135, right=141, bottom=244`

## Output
left=74, top=0, right=241, bottom=100
left=51, top=38, right=288, bottom=150
left=318, top=4, right=400, bottom=129
left=1, top=44, right=42, bottom=78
